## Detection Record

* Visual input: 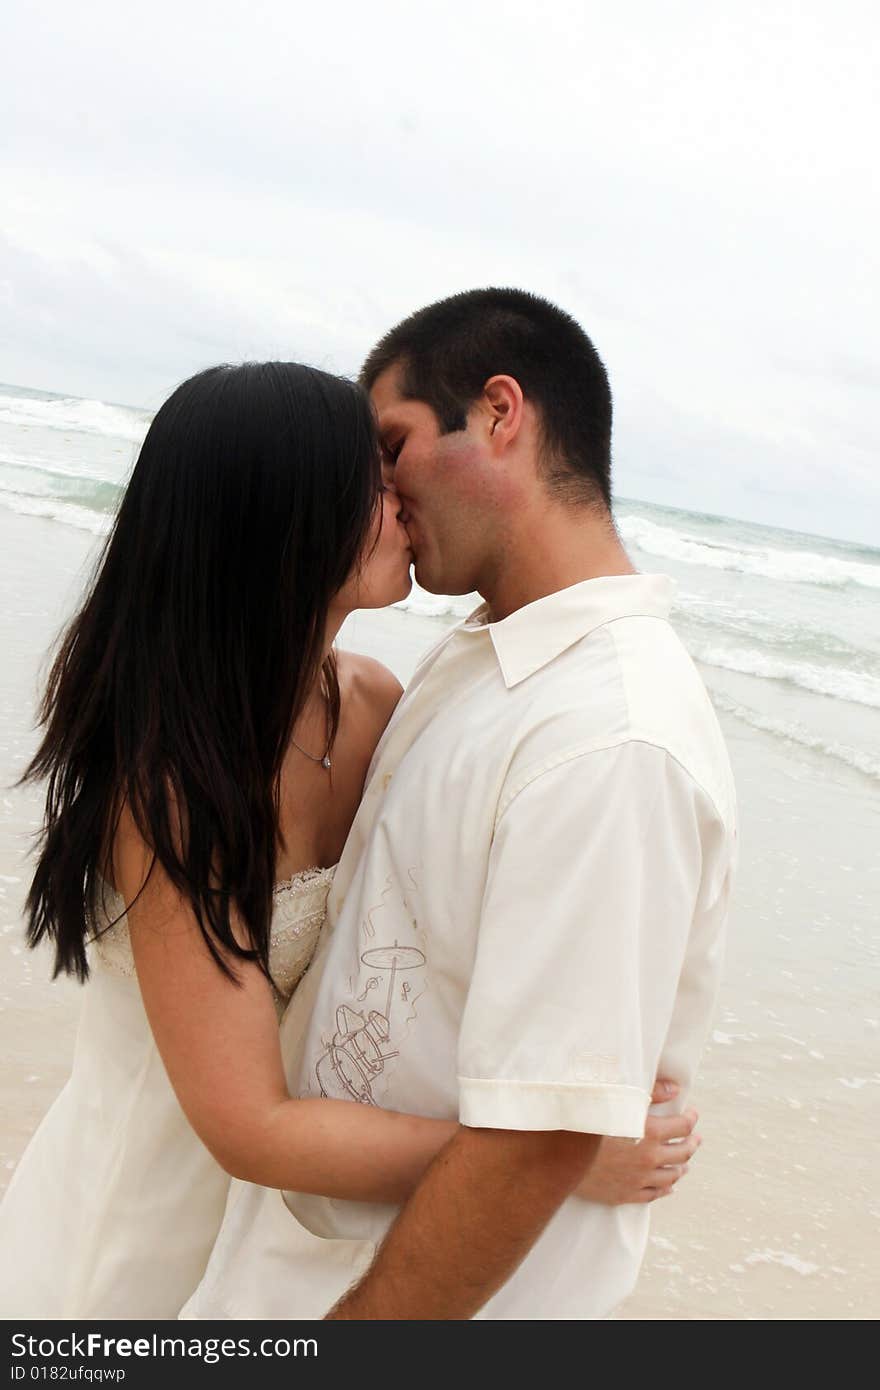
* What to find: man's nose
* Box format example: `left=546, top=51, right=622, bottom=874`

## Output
left=381, top=457, right=397, bottom=491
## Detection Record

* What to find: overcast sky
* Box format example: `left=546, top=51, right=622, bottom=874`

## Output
left=1, top=0, right=878, bottom=544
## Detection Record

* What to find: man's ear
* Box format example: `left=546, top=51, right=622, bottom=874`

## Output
left=481, top=375, right=525, bottom=448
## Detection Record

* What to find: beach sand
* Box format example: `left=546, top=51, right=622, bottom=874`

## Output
left=1, top=506, right=877, bottom=1319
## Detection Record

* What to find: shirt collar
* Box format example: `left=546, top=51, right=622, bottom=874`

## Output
left=460, top=574, right=675, bottom=689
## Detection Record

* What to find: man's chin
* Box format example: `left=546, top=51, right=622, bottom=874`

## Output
left=412, top=557, right=458, bottom=596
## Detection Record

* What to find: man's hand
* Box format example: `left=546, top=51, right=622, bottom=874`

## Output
left=575, top=1081, right=701, bottom=1206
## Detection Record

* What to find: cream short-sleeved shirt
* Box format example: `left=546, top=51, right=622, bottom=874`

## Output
left=184, top=573, right=737, bottom=1322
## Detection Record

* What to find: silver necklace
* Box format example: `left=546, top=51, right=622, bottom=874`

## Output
left=292, top=686, right=333, bottom=770
left=291, top=737, right=332, bottom=771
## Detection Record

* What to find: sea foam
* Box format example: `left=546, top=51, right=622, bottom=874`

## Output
left=394, top=584, right=476, bottom=619
left=710, top=691, right=880, bottom=781
left=0, top=395, right=150, bottom=446
left=694, top=644, right=880, bottom=709
left=0, top=459, right=123, bottom=510
left=620, top=516, right=880, bottom=591
left=0, top=489, right=112, bottom=535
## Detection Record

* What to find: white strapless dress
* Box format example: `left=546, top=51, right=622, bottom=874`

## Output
left=0, top=867, right=335, bottom=1320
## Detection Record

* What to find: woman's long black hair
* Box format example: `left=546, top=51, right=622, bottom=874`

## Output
left=23, top=362, right=381, bottom=982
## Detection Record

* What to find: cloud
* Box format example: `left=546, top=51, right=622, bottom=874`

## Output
left=1, top=0, right=878, bottom=542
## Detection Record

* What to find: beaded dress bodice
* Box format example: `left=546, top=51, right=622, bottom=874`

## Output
left=91, top=866, right=336, bottom=1014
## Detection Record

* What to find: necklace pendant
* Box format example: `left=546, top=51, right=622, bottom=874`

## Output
left=322, top=754, right=332, bottom=770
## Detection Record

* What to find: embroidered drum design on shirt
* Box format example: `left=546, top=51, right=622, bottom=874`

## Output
left=315, top=942, right=426, bottom=1104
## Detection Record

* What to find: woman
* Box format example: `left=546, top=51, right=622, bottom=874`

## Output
left=0, top=363, right=694, bottom=1319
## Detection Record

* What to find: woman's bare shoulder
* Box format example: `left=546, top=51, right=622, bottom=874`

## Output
left=336, top=650, right=404, bottom=731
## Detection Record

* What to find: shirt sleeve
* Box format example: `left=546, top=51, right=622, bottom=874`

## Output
left=457, top=739, right=727, bottom=1139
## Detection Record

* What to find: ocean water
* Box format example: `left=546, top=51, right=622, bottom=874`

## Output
left=2, top=380, right=878, bottom=785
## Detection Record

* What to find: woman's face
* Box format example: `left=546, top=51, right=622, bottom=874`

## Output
left=334, top=485, right=413, bottom=613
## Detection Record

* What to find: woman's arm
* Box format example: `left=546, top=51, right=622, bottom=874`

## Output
left=117, top=807, right=456, bottom=1203
left=124, top=803, right=698, bottom=1208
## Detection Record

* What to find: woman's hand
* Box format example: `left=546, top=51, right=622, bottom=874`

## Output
left=575, top=1081, right=701, bottom=1205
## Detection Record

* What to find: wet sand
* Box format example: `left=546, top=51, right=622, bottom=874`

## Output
left=1, top=506, right=877, bottom=1319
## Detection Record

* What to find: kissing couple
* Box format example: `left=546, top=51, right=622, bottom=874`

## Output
left=0, top=288, right=736, bottom=1320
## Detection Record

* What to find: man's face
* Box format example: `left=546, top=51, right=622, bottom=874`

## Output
left=370, top=364, right=496, bottom=596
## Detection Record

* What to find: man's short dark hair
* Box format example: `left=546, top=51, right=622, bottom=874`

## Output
left=361, top=287, right=613, bottom=508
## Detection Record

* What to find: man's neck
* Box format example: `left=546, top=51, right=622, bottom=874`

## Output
left=481, top=507, right=637, bottom=623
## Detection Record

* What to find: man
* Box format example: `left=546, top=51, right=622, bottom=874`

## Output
left=185, top=289, right=735, bottom=1321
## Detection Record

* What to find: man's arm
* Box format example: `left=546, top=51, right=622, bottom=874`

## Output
left=326, top=1126, right=599, bottom=1320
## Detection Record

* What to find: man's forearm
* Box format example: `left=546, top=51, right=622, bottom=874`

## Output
left=325, top=1125, right=600, bottom=1320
